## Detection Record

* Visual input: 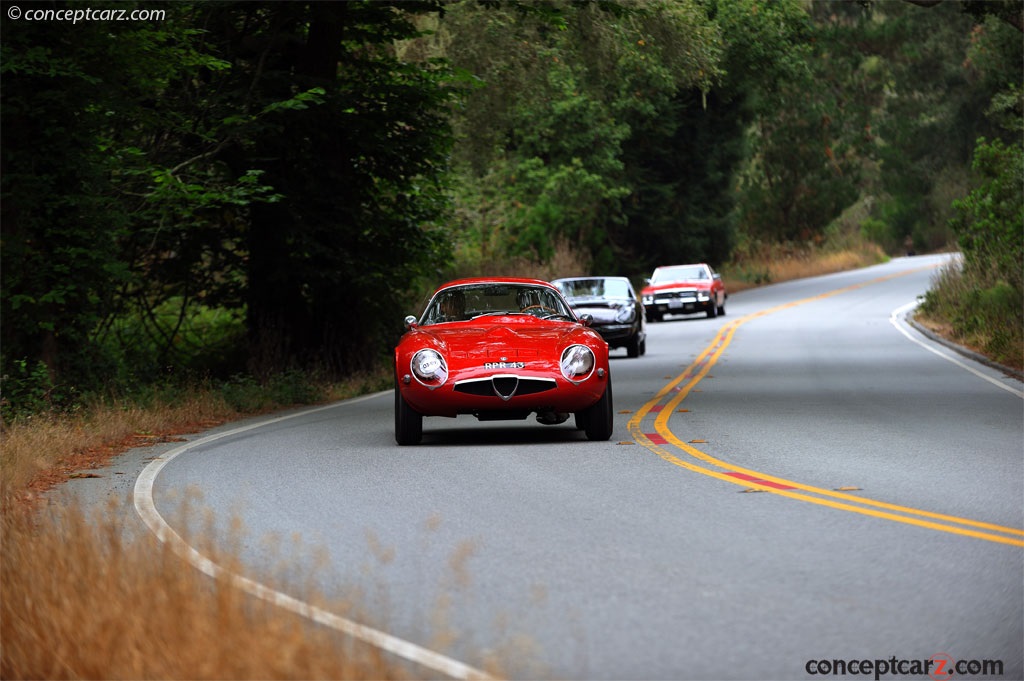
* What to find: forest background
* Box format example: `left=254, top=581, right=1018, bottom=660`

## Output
left=2, top=0, right=1022, bottom=421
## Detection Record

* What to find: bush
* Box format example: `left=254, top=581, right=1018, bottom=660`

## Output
left=218, top=370, right=326, bottom=414
left=926, top=136, right=1024, bottom=370
left=0, top=359, right=79, bottom=423
left=920, top=263, right=1023, bottom=371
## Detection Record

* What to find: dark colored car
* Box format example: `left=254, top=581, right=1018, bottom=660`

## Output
left=641, top=263, right=727, bottom=322
left=394, top=277, right=614, bottom=445
left=551, top=276, right=647, bottom=358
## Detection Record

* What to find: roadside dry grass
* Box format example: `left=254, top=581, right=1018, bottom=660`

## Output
left=2, top=393, right=233, bottom=507
left=1, top=371, right=444, bottom=680
left=720, top=239, right=888, bottom=294
left=1, top=500, right=407, bottom=680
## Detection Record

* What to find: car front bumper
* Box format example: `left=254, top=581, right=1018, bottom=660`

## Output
left=643, top=293, right=713, bottom=315
left=592, top=323, right=640, bottom=345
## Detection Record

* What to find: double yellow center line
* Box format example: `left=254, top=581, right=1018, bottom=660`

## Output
left=627, top=269, right=1024, bottom=547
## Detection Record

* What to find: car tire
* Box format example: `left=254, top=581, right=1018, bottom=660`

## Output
left=717, top=297, right=726, bottom=316
left=395, top=380, right=423, bottom=446
left=627, top=335, right=641, bottom=358
left=706, top=300, right=718, bottom=318
left=582, top=381, right=613, bottom=441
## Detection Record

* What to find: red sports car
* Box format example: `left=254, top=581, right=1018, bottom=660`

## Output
left=394, top=277, right=614, bottom=445
left=641, top=263, right=727, bottom=322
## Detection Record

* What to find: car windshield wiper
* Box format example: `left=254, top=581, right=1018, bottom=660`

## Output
left=471, top=310, right=517, bottom=318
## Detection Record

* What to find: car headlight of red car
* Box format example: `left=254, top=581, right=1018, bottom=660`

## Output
left=411, top=349, right=448, bottom=386
left=560, top=345, right=595, bottom=381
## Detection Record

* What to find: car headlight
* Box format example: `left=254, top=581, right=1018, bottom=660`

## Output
left=411, top=349, right=448, bottom=386
left=642, top=295, right=653, bottom=305
left=697, top=291, right=710, bottom=301
left=560, top=345, right=595, bottom=381
left=615, top=305, right=636, bottom=323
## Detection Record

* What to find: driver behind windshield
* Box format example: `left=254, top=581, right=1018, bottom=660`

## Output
left=428, top=289, right=466, bottom=323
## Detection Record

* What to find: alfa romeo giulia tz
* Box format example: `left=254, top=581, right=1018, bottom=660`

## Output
left=394, top=278, right=614, bottom=445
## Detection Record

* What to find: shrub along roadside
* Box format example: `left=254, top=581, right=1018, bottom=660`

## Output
left=917, top=259, right=1023, bottom=372
left=917, top=136, right=1023, bottom=374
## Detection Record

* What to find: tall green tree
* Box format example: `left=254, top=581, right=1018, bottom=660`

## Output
left=623, top=0, right=814, bottom=268
left=859, top=1, right=994, bottom=252
left=3, top=0, right=461, bottom=402
left=730, top=0, right=871, bottom=246
left=188, top=1, right=458, bottom=375
left=444, top=0, right=723, bottom=275
left=0, top=4, right=225, bottom=389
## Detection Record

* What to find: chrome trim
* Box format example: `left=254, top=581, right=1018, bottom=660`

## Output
left=453, top=375, right=558, bottom=400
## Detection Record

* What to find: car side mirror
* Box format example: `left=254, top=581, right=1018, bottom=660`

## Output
left=713, top=273, right=721, bottom=281
left=404, top=315, right=418, bottom=329
left=578, top=313, right=593, bottom=327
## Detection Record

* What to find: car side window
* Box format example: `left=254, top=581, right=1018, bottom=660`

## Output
left=425, top=289, right=467, bottom=324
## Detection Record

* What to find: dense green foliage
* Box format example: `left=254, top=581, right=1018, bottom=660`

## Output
left=2, top=1, right=458, bottom=412
left=1, top=0, right=1021, bottom=417
left=921, top=130, right=1023, bottom=369
left=916, top=8, right=1023, bottom=371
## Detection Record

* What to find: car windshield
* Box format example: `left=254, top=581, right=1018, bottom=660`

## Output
left=555, top=278, right=632, bottom=300
left=421, top=283, right=574, bottom=325
left=651, top=265, right=707, bottom=283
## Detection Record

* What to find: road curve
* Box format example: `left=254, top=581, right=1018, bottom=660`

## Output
left=85, top=253, right=1024, bottom=679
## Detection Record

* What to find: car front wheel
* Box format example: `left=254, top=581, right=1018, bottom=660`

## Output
left=581, top=381, right=614, bottom=441
left=395, top=380, right=423, bottom=446
left=627, top=334, right=641, bottom=358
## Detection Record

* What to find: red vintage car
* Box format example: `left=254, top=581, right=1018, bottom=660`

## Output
left=640, top=263, right=727, bottom=322
left=394, top=277, right=614, bottom=445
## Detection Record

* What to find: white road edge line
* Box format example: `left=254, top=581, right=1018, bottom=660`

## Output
left=133, top=391, right=495, bottom=681
left=890, top=300, right=1023, bottom=398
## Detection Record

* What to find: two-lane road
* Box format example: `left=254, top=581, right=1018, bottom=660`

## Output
left=126, top=253, right=1021, bottom=680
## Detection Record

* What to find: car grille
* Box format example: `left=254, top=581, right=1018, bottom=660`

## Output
left=453, top=376, right=557, bottom=401
left=659, top=288, right=697, bottom=299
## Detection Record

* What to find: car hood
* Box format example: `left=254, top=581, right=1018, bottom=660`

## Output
left=642, top=279, right=712, bottom=295
left=407, top=320, right=587, bottom=356
left=568, top=301, right=632, bottom=323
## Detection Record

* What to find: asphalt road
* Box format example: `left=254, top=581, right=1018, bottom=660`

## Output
left=63, top=253, right=1023, bottom=680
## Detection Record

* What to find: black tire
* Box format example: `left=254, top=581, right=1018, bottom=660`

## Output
left=395, top=380, right=422, bottom=446
left=706, top=300, right=718, bottom=318
left=583, top=380, right=614, bottom=441
left=626, top=334, right=641, bottom=358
